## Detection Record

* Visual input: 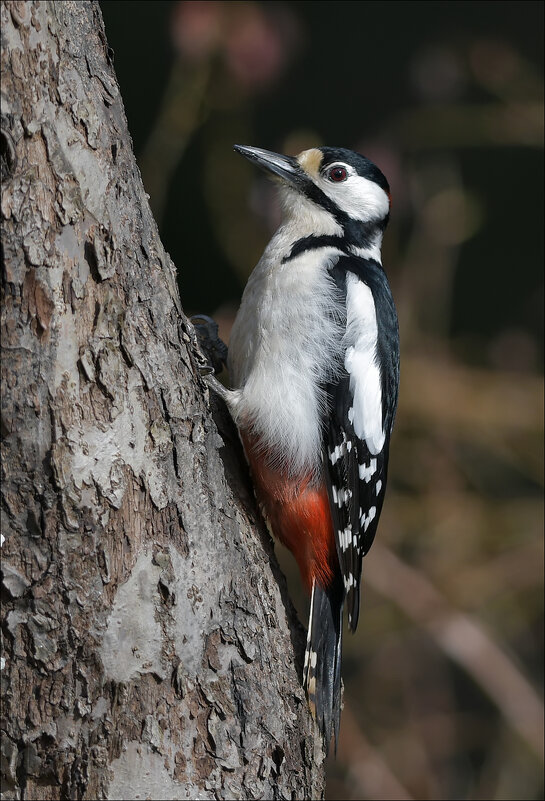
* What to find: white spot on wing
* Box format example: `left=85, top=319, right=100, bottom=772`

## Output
left=335, top=488, right=352, bottom=507
left=343, top=573, right=355, bottom=591
left=329, top=441, right=346, bottom=465
left=339, top=526, right=352, bottom=551
left=360, top=506, right=376, bottom=532
left=359, top=458, right=377, bottom=482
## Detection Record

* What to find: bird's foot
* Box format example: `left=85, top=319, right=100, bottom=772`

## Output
left=189, top=314, right=232, bottom=404
left=190, top=314, right=228, bottom=376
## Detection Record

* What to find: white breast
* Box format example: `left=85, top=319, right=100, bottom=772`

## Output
left=228, top=237, right=345, bottom=477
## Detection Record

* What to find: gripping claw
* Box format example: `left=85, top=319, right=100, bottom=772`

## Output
left=190, top=314, right=229, bottom=376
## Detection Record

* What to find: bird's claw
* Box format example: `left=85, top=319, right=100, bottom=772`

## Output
left=190, top=314, right=228, bottom=376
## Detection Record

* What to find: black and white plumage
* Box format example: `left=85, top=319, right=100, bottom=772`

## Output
left=325, top=254, right=399, bottom=631
left=223, top=144, right=399, bottom=751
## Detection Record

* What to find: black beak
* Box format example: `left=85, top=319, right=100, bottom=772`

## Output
left=234, top=145, right=304, bottom=189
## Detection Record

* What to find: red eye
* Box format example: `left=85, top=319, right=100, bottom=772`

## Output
left=328, top=166, right=348, bottom=182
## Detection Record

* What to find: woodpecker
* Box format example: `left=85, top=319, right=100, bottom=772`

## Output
left=208, top=144, right=399, bottom=751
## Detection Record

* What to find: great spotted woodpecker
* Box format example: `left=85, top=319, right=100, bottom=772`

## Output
left=205, top=145, right=399, bottom=751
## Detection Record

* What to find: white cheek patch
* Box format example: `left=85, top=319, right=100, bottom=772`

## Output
left=319, top=174, right=390, bottom=223
left=344, top=274, right=385, bottom=455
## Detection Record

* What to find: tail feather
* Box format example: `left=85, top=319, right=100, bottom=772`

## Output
left=303, top=577, right=344, bottom=753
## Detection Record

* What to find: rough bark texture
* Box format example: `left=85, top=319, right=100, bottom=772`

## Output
left=0, top=2, right=325, bottom=798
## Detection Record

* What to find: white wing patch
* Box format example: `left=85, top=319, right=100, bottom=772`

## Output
left=344, top=274, right=385, bottom=455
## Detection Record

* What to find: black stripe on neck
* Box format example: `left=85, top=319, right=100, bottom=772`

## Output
left=282, top=222, right=383, bottom=264
left=282, top=235, right=344, bottom=263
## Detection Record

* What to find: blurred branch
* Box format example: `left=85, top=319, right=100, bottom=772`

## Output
left=400, top=356, right=543, bottom=434
left=366, top=543, right=545, bottom=762
left=139, top=58, right=212, bottom=226
left=336, top=704, right=414, bottom=801
left=452, top=537, right=544, bottom=604
left=397, top=102, right=544, bottom=149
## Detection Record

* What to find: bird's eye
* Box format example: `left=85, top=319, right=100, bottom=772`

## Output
left=327, top=166, right=348, bottom=183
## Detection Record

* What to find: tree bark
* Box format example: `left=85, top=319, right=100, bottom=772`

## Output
left=0, top=2, right=324, bottom=798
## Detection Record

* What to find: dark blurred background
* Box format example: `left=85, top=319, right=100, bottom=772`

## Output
left=100, top=2, right=544, bottom=798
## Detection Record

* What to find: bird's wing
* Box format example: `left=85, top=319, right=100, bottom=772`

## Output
left=324, top=255, right=399, bottom=630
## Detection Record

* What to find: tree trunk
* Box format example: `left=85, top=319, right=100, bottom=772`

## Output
left=0, top=2, right=324, bottom=798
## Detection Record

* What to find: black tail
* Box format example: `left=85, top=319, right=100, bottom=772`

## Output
left=303, top=576, right=344, bottom=753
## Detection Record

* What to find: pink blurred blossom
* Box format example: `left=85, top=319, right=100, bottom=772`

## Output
left=172, top=1, right=300, bottom=92
left=224, top=4, right=288, bottom=90
left=171, top=1, right=224, bottom=62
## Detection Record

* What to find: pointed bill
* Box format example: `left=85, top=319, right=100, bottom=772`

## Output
left=234, top=144, right=304, bottom=188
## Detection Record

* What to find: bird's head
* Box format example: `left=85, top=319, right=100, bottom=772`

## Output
left=234, top=144, right=390, bottom=245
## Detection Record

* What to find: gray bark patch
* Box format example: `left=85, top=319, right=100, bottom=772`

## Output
left=100, top=550, right=165, bottom=682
